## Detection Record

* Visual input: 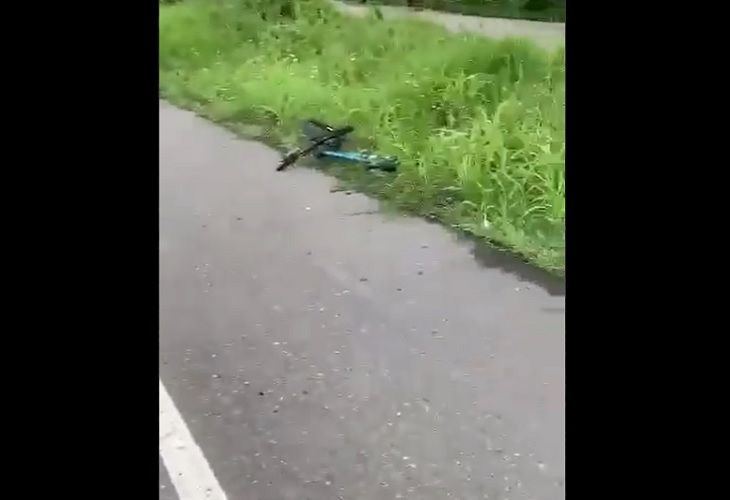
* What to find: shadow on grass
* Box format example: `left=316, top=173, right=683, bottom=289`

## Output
left=465, top=232, right=564, bottom=296
left=319, top=156, right=565, bottom=296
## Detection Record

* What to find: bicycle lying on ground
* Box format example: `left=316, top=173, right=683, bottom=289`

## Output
left=276, top=119, right=399, bottom=172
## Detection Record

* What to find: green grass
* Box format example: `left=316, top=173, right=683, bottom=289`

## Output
left=159, top=0, right=565, bottom=273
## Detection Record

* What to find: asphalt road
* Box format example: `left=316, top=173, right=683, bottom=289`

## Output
left=331, top=1, right=565, bottom=50
left=159, top=100, right=565, bottom=500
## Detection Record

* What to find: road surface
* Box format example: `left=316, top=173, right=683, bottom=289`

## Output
left=159, top=100, right=565, bottom=500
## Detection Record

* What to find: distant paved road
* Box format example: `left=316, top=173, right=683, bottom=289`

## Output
left=159, top=100, right=565, bottom=500
left=331, top=0, right=565, bottom=50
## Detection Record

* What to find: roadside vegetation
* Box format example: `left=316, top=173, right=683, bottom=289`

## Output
left=159, top=0, right=565, bottom=272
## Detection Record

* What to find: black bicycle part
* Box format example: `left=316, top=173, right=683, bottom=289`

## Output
left=302, top=119, right=348, bottom=153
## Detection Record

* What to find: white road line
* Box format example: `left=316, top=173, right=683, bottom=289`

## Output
left=159, top=378, right=228, bottom=500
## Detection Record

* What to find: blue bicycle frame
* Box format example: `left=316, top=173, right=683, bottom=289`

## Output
left=304, top=120, right=398, bottom=172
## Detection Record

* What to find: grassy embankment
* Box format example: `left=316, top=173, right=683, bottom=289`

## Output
left=159, top=0, right=565, bottom=272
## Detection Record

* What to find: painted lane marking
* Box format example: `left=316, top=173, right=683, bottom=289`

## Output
left=159, top=378, right=228, bottom=500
